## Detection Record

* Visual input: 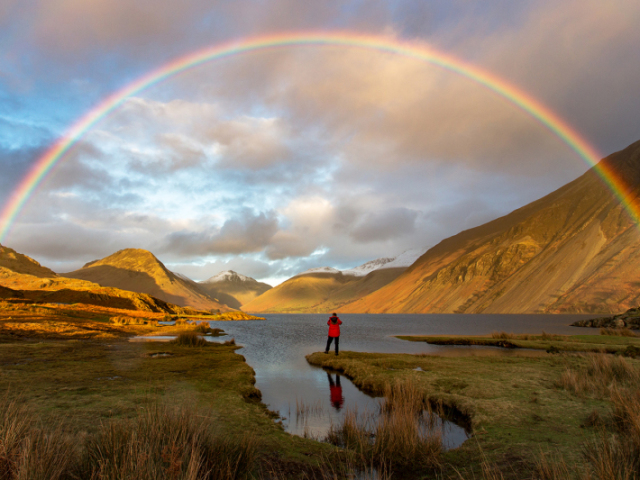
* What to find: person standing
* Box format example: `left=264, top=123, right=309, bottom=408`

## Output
left=324, top=312, right=342, bottom=355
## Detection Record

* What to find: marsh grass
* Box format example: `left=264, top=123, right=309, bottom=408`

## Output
left=0, top=397, right=79, bottom=480
left=0, top=396, right=259, bottom=480
left=558, top=353, right=639, bottom=396
left=295, top=399, right=324, bottom=421
left=172, top=331, right=209, bottom=347
left=84, top=404, right=258, bottom=480
left=600, top=327, right=638, bottom=337
left=326, top=379, right=441, bottom=472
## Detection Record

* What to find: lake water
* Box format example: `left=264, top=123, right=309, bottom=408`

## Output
left=206, top=313, right=597, bottom=447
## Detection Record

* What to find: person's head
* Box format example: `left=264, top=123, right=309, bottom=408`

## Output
left=332, top=313, right=337, bottom=317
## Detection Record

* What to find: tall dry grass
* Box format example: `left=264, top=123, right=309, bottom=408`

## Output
left=600, top=327, right=638, bottom=337
left=490, top=331, right=515, bottom=340
left=557, top=353, right=639, bottom=397
left=326, top=379, right=441, bottom=472
left=172, top=331, right=209, bottom=347
left=0, top=397, right=77, bottom=480
left=84, top=404, right=258, bottom=480
left=0, top=396, right=258, bottom=480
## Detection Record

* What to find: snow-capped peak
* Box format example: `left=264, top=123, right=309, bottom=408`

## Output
left=297, top=266, right=342, bottom=276
left=342, top=257, right=395, bottom=276
left=202, top=270, right=255, bottom=284
left=343, top=248, right=428, bottom=277
left=295, top=248, right=428, bottom=279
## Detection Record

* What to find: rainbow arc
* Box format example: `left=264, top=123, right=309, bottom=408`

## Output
left=0, top=32, right=635, bottom=243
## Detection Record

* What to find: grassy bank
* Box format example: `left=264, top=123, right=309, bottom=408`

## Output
left=0, top=302, right=369, bottom=479
left=397, top=331, right=640, bottom=355
left=306, top=349, right=640, bottom=479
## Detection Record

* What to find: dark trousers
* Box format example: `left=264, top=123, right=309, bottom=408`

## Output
left=325, top=336, right=339, bottom=353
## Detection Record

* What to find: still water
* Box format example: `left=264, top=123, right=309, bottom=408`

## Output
left=207, top=313, right=597, bottom=447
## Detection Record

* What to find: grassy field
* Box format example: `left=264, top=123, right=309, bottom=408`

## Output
left=397, top=330, right=640, bottom=355
left=307, top=345, right=640, bottom=479
left=3, top=301, right=639, bottom=479
left=0, top=303, right=356, bottom=479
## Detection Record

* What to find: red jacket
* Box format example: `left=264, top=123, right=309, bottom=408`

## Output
left=327, top=316, right=342, bottom=337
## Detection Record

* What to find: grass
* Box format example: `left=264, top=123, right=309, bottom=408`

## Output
left=397, top=332, right=640, bottom=354
left=0, top=301, right=258, bottom=341
left=172, top=331, right=210, bottom=347
left=600, top=327, right=637, bottom=337
left=0, top=333, right=352, bottom=478
left=306, top=349, right=640, bottom=479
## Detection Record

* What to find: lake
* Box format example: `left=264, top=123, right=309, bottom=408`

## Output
left=207, top=313, right=597, bottom=447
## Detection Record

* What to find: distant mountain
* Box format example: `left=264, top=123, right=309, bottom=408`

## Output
left=344, top=139, right=640, bottom=314
left=197, top=270, right=272, bottom=309
left=0, top=244, right=56, bottom=278
left=0, top=246, right=209, bottom=314
left=63, top=248, right=232, bottom=311
left=242, top=250, right=426, bottom=313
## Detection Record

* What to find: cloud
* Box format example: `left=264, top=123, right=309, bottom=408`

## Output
left=349, top=207, right=418, bottom=243
left=162, top=210, right=279, bottom=256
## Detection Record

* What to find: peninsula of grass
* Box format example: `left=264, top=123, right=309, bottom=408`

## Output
left=396, top=331, right=640, bottom=355
left=306, top=349, right=640, bottom=479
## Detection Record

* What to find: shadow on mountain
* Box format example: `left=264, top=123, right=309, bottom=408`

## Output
left=63, top=265, right=191, bottom=307
left=199, top=290, right=242, bottom=310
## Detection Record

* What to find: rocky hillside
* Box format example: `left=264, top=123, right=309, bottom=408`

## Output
left=0, top=244, right=57, bottom=278
left=197, top=271, right=272, bottom=309
left=0, top=248, right=206, bottom=314
left=343, top=139, right=640, bottom=314
left=63, top=249, right=232, bottom=311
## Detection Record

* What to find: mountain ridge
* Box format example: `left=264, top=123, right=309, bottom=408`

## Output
left=63, top=248, right=232, bottom=311
left=343, top=139, right=640, bottom=314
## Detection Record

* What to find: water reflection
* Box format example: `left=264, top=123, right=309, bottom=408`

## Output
left=204, top=313, right=596, bottom=447
left=327, top=372, right=345, bottom=411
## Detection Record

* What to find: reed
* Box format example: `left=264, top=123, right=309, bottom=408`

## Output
left=325, top=379, right=441, bottom=472
left=83, top=404, right=258, bottom=480
left=557, top=353, right=639, bottom=396
left=600, top=327, right=638, bottom=337
left=0, top=397, right=78, bottom=480
left=172, top=331, right=209, bottom=347
left=490, top=331, right=515, bottom=340
left=295, top=399, right=324, bottom=421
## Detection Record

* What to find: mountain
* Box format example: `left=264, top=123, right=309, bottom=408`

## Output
left=0, top=246, right=208, bottom=314
left=197, top=271, right=272, bottom=309
left=63, top=248, right=232, bottom=311
left=0, top=244, right=57, bottom=278
left=242, top=250, right=426, bottom=313
left=343, top=139, right=640, bottom=314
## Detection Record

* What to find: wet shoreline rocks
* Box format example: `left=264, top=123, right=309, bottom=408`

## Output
left=572, top=307, right=640, bottom=329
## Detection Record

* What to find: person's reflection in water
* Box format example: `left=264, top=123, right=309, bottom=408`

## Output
left=327, top=372, right=344, bottom=411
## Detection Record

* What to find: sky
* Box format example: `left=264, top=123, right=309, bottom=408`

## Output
left=1, top=0, right=639, bottom=286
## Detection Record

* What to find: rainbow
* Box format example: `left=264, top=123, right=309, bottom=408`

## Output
left=0, top=31, right=636, bottom=243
